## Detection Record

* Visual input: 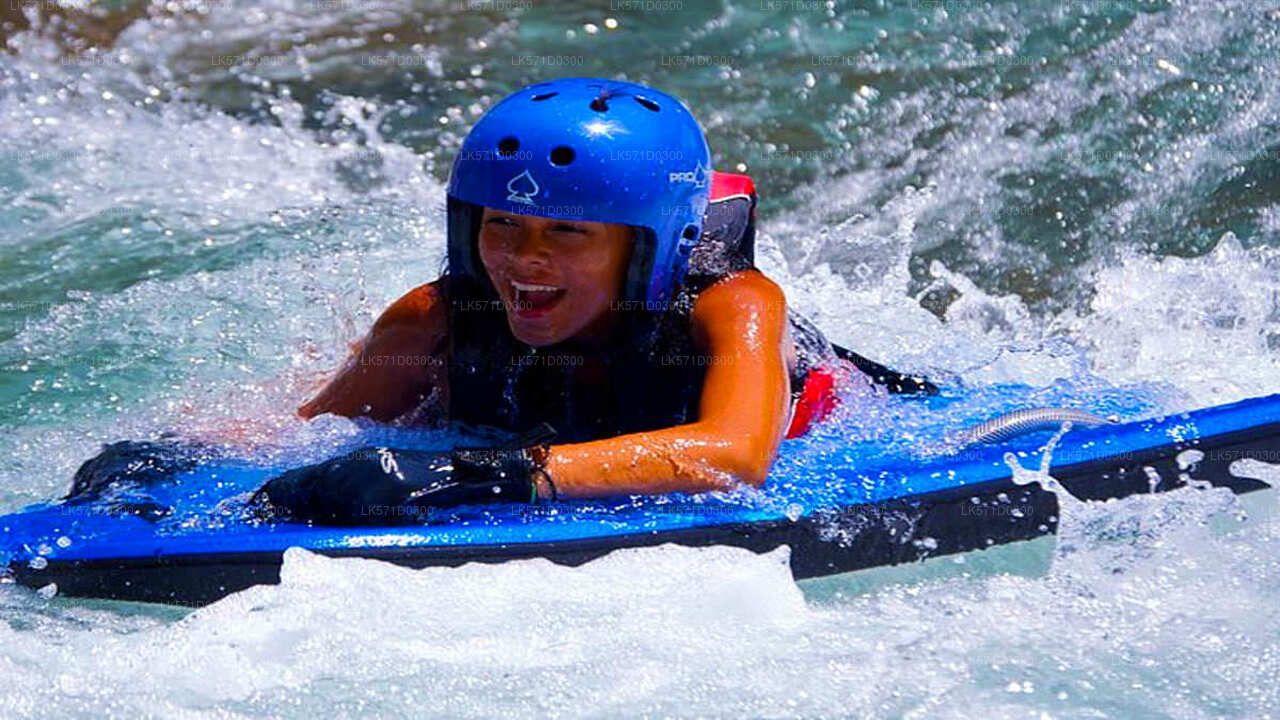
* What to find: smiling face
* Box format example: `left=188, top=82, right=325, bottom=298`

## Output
left=477, top=207, right=634, bottom=347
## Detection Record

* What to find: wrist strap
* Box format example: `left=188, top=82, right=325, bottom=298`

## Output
left=514, top=423, right=557, bottom=503
left=450, top=423, right=559, bottom=504
left=533, top=466, right=558, bottom=502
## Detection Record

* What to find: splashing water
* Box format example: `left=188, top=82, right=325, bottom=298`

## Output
left=1, top=0, right=1280, bottom=717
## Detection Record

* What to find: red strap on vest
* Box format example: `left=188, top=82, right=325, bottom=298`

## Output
left=785, top=366, right=838, bottom=439
left=710, top=171, right=755, bottom=202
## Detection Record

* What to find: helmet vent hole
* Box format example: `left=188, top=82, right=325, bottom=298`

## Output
left=497, top=136, right=520, bottom=157
left=634, top=96, right=660, bottom=112
left=549, top=145, right=575, bottom=166
left=681, top=224, right=699, bottom=241
left=531, top=92, right=558, bottom=101
left=589, top=97, right=609, bottom=112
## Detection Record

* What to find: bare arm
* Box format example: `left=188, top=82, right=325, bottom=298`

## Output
left=543, top=271, right=792, bottom=497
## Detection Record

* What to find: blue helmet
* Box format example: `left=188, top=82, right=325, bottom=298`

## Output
left=446, top=77, right=712, bottom=307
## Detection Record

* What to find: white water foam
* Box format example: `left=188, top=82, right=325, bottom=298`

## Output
left=1, top=2, right=1279, bottom=718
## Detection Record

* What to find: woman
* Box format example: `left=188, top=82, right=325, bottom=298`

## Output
left=248, top=77, right=936, bottom=525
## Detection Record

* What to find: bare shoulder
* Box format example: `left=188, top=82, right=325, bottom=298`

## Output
left=371, top=278, right=448, bottom=336
left=297, top=278, right=448, bottom=421
left=691, top=270, right=786, bottom=321
left=689, top=270, right=787, bottom=353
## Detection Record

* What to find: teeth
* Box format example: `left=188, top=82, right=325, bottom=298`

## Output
left=511, top=280, right=563, bottom=292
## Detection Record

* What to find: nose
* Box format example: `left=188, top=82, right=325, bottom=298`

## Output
left=510, top=227, right=554, bottom=268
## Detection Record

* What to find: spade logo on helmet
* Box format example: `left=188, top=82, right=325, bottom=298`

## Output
left=667, top=162, right=709, bottom=188
left=506, top=169, right=540, bottom=205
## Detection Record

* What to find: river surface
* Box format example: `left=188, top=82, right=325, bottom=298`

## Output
left=1, top=1, right=1279, bottom=717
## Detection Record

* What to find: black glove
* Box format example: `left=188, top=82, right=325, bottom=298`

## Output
left=64, top=437, right=211, bottom=521
left=252, top=443, right=553, bottom=526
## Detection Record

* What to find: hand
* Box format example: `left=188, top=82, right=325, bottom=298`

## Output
left=67, top=437, right=211, bottom=500
left=252, top=445, right=548, bottom=526
left=65, top=437, right=215, bottom=522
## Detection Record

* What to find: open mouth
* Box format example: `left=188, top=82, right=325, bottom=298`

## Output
left=510, top=280, right=567, bottom=317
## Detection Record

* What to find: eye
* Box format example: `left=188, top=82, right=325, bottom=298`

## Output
left=485, top=216, right=519, bottom=227
left=549, top=223, right=589, bottom=235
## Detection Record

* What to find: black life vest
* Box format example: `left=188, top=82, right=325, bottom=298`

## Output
left=444, top=172, right=936, bottom=443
